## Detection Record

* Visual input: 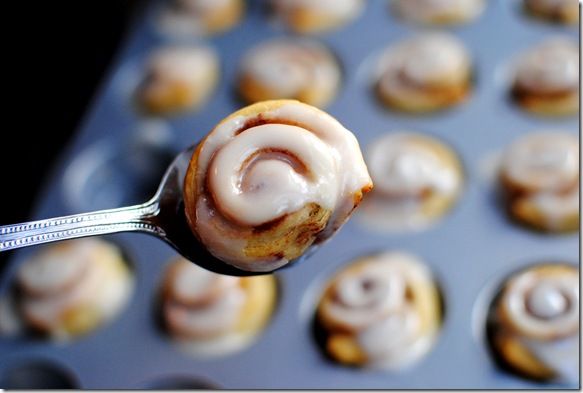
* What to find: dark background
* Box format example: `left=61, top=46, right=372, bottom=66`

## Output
left=1, top=1, right=142, bottom=267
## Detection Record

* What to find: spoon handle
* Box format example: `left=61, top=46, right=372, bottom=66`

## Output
left=0, top=200, right=162, bottom=252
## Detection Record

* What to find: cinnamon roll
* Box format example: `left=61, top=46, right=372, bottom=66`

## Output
left=315, top=252, right=442, bottom=370
left=392, top=0, right=485, bottom=25
left=184, top=100, right=373, bottom=272
left=511, top=38, right=579, bottom=116
left=487, top=264, right=579, bottom=383
left=270, top=0, right=364, bottom=34
left=237, top=38, right=341, bottom=108
left=375, top=33, right=472, bottom=113
left=13, top=239, right=133, bottom=340
left=359, top=132, right=463, bottom=232
left=523, top=0, right=579, bottom=24
left=499, top=132, right=579, bottom=232
left=158, top=0, right=244, bottom=37
left=160, top=257, right=277, bottom=356
left=135, top=45, right=219, bottom=115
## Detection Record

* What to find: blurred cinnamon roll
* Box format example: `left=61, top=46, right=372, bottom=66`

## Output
left=316, top=252, right=442, bottom=370
left=359, top=132, right=463, bottom=232
left=14, top=239, right=133, bottom=340
left=523, top=0, right=579, bottom=24
left=160, top=257, right=276, bottom=356
left=511, top=38, right=578, bottom=116
left=392, top=0, right=485, bottom=25
left=499, top=132, right=579, bottom=232
left=237, top=38, right=341, bottom=108
left=136, top=45, right=219, bottom=115
left=375, top=33, right=472, bottom=113
left=487, top=263, right=579, bottom=382
left=158, top=0, right=244, bottom=37
left=270, top=0, right=364, bottom=34
left=184, top=100, right=373, bottom=272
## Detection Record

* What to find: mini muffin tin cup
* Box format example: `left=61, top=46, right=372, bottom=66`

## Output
left=0, top=0, right=578, bottom=389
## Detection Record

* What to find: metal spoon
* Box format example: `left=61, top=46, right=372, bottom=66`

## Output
left=0, top=145, right=310, bottom=276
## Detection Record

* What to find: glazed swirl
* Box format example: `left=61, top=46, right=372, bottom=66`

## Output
left=163, top=260, right=245, bottom=338
left=376, top=33, right=471, bottom=112
left=500, top=132, right=579, bottom=231
left=368, top=133, right=459, bottom=197
left=318, top=252, right=440, bottom=370
left=494, top=264, right=579, bottom=382
left=271, top=0, right=364, bottom=33
left=238, top=39, right=341, bottom=108
left=500, top=266, right=578, bottom=340
left=184, top=100, right=372, bottom=272
left=514, top=39, right=578, bottom=95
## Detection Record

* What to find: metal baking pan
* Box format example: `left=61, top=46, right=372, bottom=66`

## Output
left=0, top=0, right=578, bottom=389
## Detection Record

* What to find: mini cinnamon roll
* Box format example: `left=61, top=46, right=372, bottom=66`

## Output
left=392, top=0, right=485, bottom=25
left=499, top=132, right=579, bottom=232
left=237, top=38, right=341, bottom=108
left=359, top=132, right=463, bottom=232
left=375, top=33, right=472, bottom=113
left=158, top=0, right=244, bottom=37
left=523, top=0, right=579, bottom=24
left=135, top=45, right=219, bottom=115
left=316, top=252, right=441, bottom=370
left=160, top=257, right=276, bottom=356
left=511, top=38, right=578, bottom=116
left=487, top=264, right=579, bottom=383
left=14, top=239, right=133, bottom=340
left=270, top=0, right=364, bottom=34
left=184, top=100, right=373, bottom=272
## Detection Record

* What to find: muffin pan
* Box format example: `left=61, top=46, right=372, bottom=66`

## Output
left=0, top=0, right=578, bottom=389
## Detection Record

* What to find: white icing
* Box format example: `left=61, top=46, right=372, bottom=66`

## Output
left=17, top=243, right=91, bottom=296
left=323, top=252, right=439, bottom=370
left=523, top=334, right=579, bottom=384
left=528, top=185, right=579, bottom=230
left=165, top=286, right=245, bottom=337
left=209, top=124, right=337, bottom=226
left=358, top=306, right=433, bottom=370
left=502, top=132, right=578, bottom=192
left=502, top=268, right=579, bottom=339
left=393, top=0, right=485, bottom=23
left=241, top=39, right=340, bottom=101
left=172, top=261, right=239, bottom=305
left=273, top=0, right=363, bottom=19
left=192, top=101, right=371, bottom=272
left=146, top=46, right=217, bottom=87
left=367, top=133, right=459, bottom=197
left=528, top=282, right=568, bottom=319
left=378, top=33, right=470, bottom=89
left=21, top=240, right=132, bottom=339
left=514, top=39, right=579, bottom=94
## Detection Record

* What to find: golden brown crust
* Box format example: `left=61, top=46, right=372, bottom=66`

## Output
left=202, top=0, right=244, bottom=35
left=524, top=0, right=579, bottom=25
left=511, top=88, right=578, bottom=117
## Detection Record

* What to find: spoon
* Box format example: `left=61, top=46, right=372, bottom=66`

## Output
left=0, top=145, right=309, bottom=276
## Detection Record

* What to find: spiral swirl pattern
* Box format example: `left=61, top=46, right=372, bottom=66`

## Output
left=184, top=100, right=372, bottom=272
left=493, top=264, right=579, bottom=382
left=238, top=38, right=341, bottom=108
left=317, top=252, right=440, bottom=370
